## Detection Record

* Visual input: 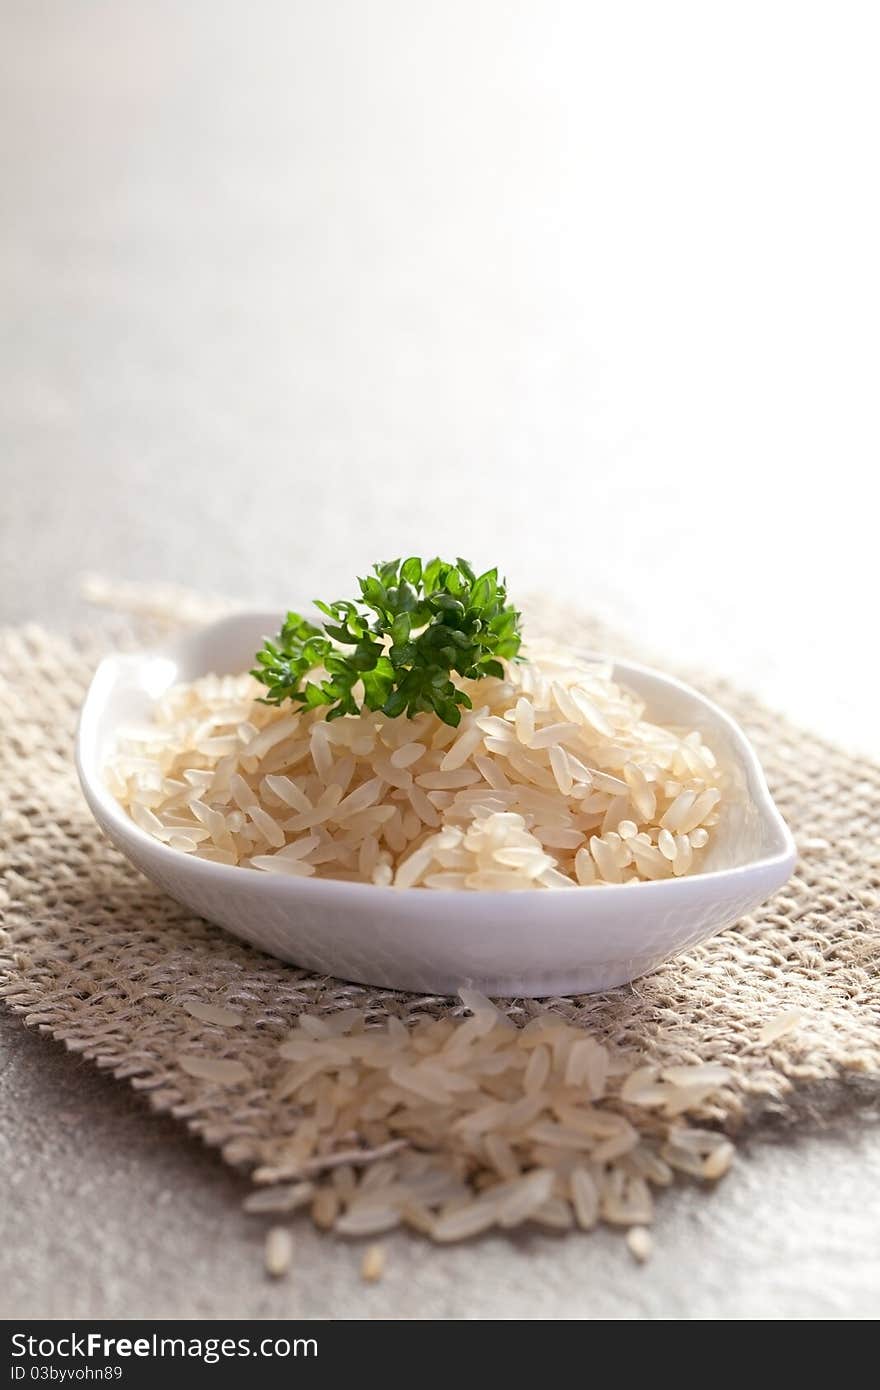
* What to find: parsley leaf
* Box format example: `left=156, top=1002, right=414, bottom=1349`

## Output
left=251, top=557, right=523, bottom=727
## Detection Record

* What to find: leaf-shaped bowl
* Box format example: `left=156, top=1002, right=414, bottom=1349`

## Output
left=76, top=612, right=796, bottom=997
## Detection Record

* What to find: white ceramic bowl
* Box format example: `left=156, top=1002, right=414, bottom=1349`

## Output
left=76, top=611, right=796, bottom=998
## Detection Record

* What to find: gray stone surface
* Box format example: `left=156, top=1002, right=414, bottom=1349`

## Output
left=2, top=0, right=878, bottom=1319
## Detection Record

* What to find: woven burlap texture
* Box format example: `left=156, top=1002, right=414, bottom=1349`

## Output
left=1, top=593, right=878, bottom=1186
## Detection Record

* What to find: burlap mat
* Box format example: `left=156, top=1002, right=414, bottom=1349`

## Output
left=2, top=588, right=879, bottom=1199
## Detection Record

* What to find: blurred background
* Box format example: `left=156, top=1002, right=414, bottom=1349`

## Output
left=2, top=0, right=879, bottom=1318
left=3, top=0, right=879, bottom=748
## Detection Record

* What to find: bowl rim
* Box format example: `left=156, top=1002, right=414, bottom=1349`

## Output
left=75, top=611, right=798, bottom=903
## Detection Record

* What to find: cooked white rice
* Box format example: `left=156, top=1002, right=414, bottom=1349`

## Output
left=229, top=991, right=735, bottom=1245
left=107, top=650, right=727, bottom=888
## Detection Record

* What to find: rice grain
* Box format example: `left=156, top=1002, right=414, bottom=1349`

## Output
left=361, top=1243, right=387, bottom=1282
left=265, top=1226, right=293, bottom=1277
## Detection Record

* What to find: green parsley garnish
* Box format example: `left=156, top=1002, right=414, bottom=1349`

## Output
left=251, top=557, right=522, bottom=727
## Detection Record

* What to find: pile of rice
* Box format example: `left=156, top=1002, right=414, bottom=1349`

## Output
left=107, top=651, right=727, bottom=888
left=212, top=990, right=735, bottom=1252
